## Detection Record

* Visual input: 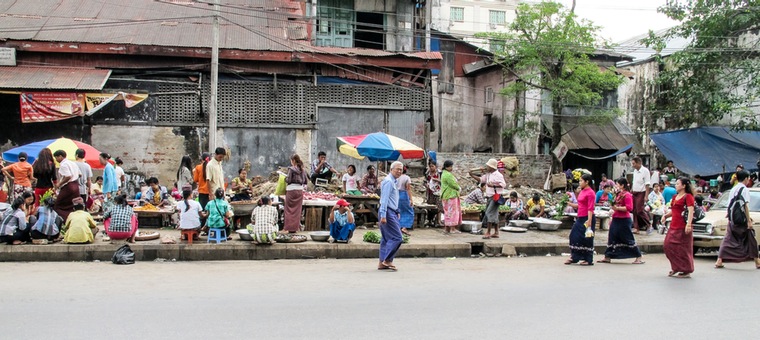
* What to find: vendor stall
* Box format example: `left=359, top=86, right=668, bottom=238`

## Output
left=342, top=194, right=380, bottom=225
left=133, top=207, right=175, bottom=228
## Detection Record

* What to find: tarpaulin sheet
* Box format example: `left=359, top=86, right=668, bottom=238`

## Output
left=650, top=126, right=760, bottom=176
left=569, top=144, right=633, bottom=160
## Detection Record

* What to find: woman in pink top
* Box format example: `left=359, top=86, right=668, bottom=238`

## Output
left=598, top=178, right=644, bottom=264
left=565, top=174, right=596, bottom=265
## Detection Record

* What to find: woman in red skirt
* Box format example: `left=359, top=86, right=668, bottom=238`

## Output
left=660, top=177, right=696, bottom=278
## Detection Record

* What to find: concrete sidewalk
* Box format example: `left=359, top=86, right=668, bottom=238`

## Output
left=0, top=224, right=667, bottom=262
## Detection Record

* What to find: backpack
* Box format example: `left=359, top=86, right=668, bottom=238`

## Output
left=728, top=187, right=748, bottom=226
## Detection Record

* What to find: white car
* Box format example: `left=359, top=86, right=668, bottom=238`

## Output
left=687, top=188, right=760, bottom=254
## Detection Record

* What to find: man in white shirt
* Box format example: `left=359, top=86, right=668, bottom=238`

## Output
left=630, top=156, right=652, bottom=234
left=53, top=150, right=81, bottom=221
left=206, top=147, right=226, bottom=195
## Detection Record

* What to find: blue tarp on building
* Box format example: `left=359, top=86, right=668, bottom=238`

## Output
left=649, top=126, right=760, bottom=176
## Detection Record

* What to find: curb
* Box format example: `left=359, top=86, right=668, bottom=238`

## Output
left=0, top=241, right=665, bottom=262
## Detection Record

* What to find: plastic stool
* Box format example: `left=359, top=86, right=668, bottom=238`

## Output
left=181, top=229, right=199, bottom=244
left=207, top=228, right=227, bottom=244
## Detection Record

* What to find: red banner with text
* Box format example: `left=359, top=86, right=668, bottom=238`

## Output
left=20, top=92, right=86, bottom=123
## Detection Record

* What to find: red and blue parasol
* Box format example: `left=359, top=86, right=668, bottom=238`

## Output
left=336, top=132, right=425, bottom=161
left=2, top=137, right=110, bottom=169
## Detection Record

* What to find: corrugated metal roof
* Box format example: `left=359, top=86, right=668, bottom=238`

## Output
left=0, top=0, right=441, bottom=61
left=541, top=114, right=635, bottom=150
left=0, top=66, right=112, bottom=90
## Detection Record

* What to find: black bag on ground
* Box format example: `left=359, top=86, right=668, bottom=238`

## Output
left=728, top=187, right=748, bottom=226
left=112, top=244, right=135, bottom=265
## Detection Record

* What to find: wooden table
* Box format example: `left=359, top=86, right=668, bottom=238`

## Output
left=343, top=195, right=380, bottom=225
left=134, top=208, right=175, bottom=228
left=302, top=199, right=338, bottom=231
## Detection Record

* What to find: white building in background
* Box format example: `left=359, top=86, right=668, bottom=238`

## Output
left=431, top=0, right=519, bottom=51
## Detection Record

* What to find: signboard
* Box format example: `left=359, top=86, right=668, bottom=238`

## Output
left=552, top=140, right=569, bottom=161
left=20, top=92, right=86, bottom=123
left=85, top=92, right=148, bottom=115
left=0, top=48, right=15, bottom=66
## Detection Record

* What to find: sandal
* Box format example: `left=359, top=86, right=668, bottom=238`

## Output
left=675, top=273, right=691, bottom=278
left=564, top=259, right=574, bottom=265
left=714, top=263, right=724, bottom=268
left=632, top=260, right=645, bottom=264
left=578, top=261, right=593, bottom=266
left=490, top=234, right=499, bottom=238
left=597, top=259, right=611, bottom=263
left=668, top=271, right=678, bottom=277
left=482, top=234, right=491, bottom=239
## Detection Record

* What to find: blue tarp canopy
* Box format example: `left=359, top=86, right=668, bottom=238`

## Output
left=649, top=126, right=760, bottom=176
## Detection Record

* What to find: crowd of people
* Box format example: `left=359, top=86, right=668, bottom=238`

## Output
left=1, top=146, right=757, bottom=276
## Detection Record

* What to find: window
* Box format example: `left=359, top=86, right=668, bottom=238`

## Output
left=485, top=87, right=494, bottom=103
left=450, top=7, right=464, bottom=22
left=489, top=10, right=506, bottom=25
left=489, top=39, right=505, bottom=53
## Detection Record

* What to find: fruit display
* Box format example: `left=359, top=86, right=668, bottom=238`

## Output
left=134, top=203, right=159, bottom=211
left=462, top=204, right=485, bottom=213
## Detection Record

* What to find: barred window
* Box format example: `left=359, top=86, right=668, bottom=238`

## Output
left=450, top=7, right=464, bottom=22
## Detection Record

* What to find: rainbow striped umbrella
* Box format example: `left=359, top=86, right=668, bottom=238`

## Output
left=2, top=137, right=109, bottom=169
left=336, top=132, right=425, bottom=161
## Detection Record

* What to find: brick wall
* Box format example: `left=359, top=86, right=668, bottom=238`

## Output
left=436, top=153, right=552, bottom=191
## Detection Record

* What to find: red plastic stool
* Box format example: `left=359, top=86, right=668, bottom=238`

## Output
left=181, top=229, right=200, bottom=244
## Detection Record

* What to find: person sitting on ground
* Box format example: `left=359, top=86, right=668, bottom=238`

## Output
left=142, top=177, right=170, bottom=207
left=249, top=196, right=279, bottom=245
left=0, top=197, right=32, bottom=245
left=31, top=197, right=63, bottom=244
left=177, top=187, right=203, bottom=241
left=694, top=175, right=708, bottom=192
left=599, top=173, right=615, bottom=192
left=565, top=186, right=581, bottom=213
left=205, top=188, right=233, bottom=240
left=103, top=194, right=137, bottom=243
left=342, top=164, right=362, bottom=196
left=360, top=165, right=379, bottom=194
left=89, top=176, right=105, bottom=213
left=595, top=185, right=613, bottom=206
left=63, top=197, right=97, bottom=244
left=464, top=183, right=487, bottom=205
left=329, top=199, right=356, bottom=243
left=506, top=191, right=528, bottom=220
left=526, top=194, right=547, bottom=218
left=310, top=151, right=337, bottom=185
left=231, top=168, right=253, bottom=201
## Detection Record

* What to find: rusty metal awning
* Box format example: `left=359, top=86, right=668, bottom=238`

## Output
left=541, top=114, right=636, bottom=150
left=0, top=66, right=112, bottom=91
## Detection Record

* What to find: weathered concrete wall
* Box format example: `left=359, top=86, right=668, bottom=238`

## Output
left=432, top=69, right=513, bottom=153
left=436, top=152, right=552, bottom=191
left=91, top=125, right=187, bottom=187
left=618, top=61, right=659, bottom=158
left=221, top=128, right=297, bottom=182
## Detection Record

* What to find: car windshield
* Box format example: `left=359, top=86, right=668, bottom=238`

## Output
left=712, top=190, right=760, bottom=212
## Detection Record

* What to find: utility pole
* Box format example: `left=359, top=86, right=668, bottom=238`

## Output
left=425, top=0, right=431, bottom=52
left=208, top=0, right=220, bottom=151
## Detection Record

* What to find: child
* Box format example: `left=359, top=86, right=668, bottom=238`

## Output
left=342, top=165, right=362, bottom=196
left=31, top=197, right=63, bottom=244
left=63, top=197, right=98, bottom=244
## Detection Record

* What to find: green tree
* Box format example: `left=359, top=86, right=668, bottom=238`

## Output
left=643, top=0, right=760, bottom=129
left=477, top=2, right=623, bottom=169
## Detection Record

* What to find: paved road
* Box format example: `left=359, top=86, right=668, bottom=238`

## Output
left=2, top=255, right=758, bottom=339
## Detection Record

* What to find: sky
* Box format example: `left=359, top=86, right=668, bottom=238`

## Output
left=555, top=0, right=680, bottom=42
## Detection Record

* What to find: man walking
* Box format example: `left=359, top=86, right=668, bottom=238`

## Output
left=630, top=156, right=651, bottom=234
left=206, top=147, right=226, bottom=195
left=378, top=161, right=404, bottom=271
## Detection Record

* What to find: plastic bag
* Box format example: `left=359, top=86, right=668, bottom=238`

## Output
left=275, top=174, right=287, bottom=196
left=111, top=244, right=135, bottom=265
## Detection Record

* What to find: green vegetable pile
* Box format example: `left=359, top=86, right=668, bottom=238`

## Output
left=363, top=231, right=409, bottom=244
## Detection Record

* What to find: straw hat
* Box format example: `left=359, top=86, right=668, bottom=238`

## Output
left=486, top=158, right=499, bottom=170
